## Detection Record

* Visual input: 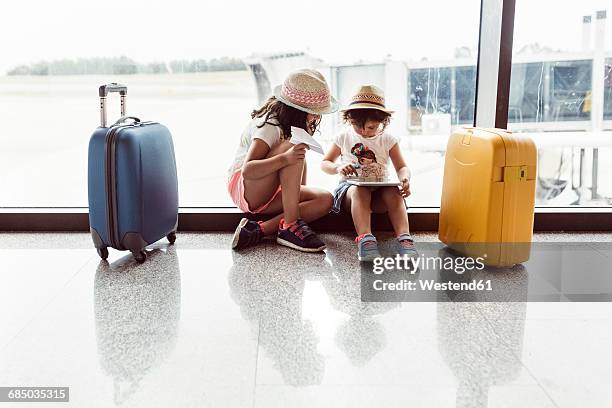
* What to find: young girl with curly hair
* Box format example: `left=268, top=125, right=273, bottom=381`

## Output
left=321, top=85, right=418, bottom=261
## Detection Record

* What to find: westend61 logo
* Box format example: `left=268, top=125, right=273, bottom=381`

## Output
left=372, top=254, right=486, bottom=274
left=365, top=253, right=492, bottom=299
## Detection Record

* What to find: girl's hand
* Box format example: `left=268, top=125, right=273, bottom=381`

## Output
left=337, top=163, right=358, bottom=176
left=283, top=143, right=309, bottom=165
left=399, top=177, right=411, bottom=197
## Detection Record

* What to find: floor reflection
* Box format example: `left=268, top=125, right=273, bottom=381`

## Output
left=228, top=250, right=325, bottom=386
left=437, top=246, right=530, bottom=302
left=228, top=246, right=404, bottom=385
left=360, top=242, right=609, bottom=302
left=94, top=246, right=181, bottom=405
left=437, top=248, right=527, bottom=408
left=438, top=301, right=526, bottom=408
left=436, top=242, right=612, bottom=301
left=323, top=252, right=400, bottom=367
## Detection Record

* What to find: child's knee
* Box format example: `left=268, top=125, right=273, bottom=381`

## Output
left=382, top=186, right=401, bottom=199
left=318, top=190, right=333, bottom=210
left=382, top=187, right=404, bottom=206
left=305, top=187, right=333, bottom=210
left=266, top=140, right=294, bottom=159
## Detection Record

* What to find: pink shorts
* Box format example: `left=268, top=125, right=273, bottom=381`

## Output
left=227, top=171, right=281, bottom=214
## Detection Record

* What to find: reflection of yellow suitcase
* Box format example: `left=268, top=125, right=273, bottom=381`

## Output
left=438, top=127, right=537, bottom=266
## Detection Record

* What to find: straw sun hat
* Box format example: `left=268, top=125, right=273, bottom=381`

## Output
left=341, top=85, right=394, bottom=114
left=273, top=69, right=338, bottom=115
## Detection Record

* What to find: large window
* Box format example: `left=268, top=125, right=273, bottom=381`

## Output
left=509, top=60, right=592, bottom=124
left=1, top=0, right=479, bottom=207
left=510, top=1, right=611, bottom=206
left=409, top=65, right=476, bottom=127
left=0, top=73, right=255, bottom=207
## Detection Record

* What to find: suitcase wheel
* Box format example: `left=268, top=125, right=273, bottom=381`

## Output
left=132, top=250, right=147, bottom=264
left=97, top=247, right=109, bottom=260
left=167, top=232, right=176, bottom=245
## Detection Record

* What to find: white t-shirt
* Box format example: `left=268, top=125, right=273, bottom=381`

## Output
left=333, top=127, right=399, bottom=179
left=228, top=117, right=282, bottom=178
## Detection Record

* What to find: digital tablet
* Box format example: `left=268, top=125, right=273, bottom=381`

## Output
left=346, top=178, right=402, bottom=187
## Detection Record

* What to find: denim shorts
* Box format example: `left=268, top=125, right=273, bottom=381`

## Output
left=330, top=181, right=407, bottom=214
left=331, top=180, right=352, bottom=214
left=331, top=181, right=385, bottom=214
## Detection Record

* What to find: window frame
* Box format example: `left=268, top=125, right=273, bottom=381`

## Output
left=1, top=0, right=611, bottom=232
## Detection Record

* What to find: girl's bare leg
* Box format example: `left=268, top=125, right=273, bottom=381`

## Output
left=343, top=186, right=373, bottom=236
left=242, top=140, right=294, bottom=212
left=258, top=186, right=332, bottom=235
left=377, top=187, right=410, bottom=236
left=278, top=157, right=304, bottom=224
left=241, top=140, right=331, bottom=235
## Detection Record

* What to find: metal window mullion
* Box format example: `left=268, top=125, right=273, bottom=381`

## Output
left=474, top=0, right=516, bottom=129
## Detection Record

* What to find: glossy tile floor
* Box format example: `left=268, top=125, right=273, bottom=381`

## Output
left=1, top=232, right=612, bottom=408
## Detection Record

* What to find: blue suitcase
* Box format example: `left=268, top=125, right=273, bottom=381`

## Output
left=88, top=83, right=178, bottom=263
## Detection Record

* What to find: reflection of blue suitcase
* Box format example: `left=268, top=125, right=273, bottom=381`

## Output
left=88, top=83, right=178, bottom=263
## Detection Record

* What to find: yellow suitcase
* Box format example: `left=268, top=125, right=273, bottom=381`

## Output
left=438, top=127, right=537, bottom=266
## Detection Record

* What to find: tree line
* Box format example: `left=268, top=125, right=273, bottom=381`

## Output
left=7, top=56, right=246, bottom=76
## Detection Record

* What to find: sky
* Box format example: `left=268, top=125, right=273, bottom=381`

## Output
left=0, top=0, right=610, bottom=75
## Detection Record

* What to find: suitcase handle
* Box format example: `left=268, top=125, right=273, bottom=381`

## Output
left=99, top=83, right=128, bottom=127
left=99, top=83, right=127, bottom=97
left=113, top=116, right=141, bottom=126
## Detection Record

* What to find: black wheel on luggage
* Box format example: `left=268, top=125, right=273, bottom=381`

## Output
left=97, top=247, right=109, bottom=260
left=167, top=232, right=176, bottom=245
left=133, top=250, right=147, bottom=264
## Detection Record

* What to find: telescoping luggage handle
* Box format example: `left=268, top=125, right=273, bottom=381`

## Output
left=113, top=116, right=141, bottom=126
left=99, top=83, right=128, bottom=127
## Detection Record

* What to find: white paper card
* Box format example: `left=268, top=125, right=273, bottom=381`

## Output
left=289, top=126, right=324, bottom=155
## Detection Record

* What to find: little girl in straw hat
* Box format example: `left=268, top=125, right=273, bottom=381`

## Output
left=321, top=85, right=418, bottom=262
left=229, top=69, right=338, bottom=252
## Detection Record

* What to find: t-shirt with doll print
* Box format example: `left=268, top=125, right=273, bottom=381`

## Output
left=228, top=117, right=282, bottom=180
left=333, top=126, right=399, bottom=180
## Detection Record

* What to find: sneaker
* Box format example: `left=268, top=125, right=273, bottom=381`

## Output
left=232, top=218, right=264, bottom=250
left=277, top=218, right=326, bottom=252
left=356, top=233, right=382, bottom=262
left=397, top=233, right=419, bottom=259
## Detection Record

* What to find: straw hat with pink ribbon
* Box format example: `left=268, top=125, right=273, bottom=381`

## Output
left=273, top=69, right=338, bottom=115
